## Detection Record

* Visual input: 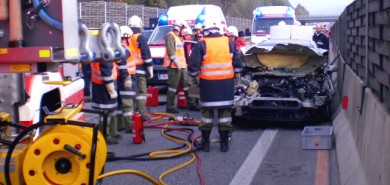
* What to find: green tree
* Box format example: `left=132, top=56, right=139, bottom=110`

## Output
left=295, top=3, right=309, bottom=15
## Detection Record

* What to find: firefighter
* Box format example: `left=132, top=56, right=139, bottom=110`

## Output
left=164, top=21, right=198, bottom=113
left=117, top=25, right=136, bottom=134
left=128, top=15, right=153, bottom=121
left=182, top=27, right=193, bottom=61
left=91, top=54, right=130, bottom=145
left=192, top=23, right=203, bottom=42
left=188, top=19, right=243, bottom=152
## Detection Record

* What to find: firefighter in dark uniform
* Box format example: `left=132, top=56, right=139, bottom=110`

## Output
left=91, top=48, right=130, bottom=145
left=164, top=21, right=198, bottom=113
left=117, top=25, right=136, bottom=133
left=188, top=20, right=243, bottom=152
left=128, top=15, right=153, bottom=121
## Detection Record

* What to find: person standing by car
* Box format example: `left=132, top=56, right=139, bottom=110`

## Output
left=164, top=21, right=198, bottom=113
left=188, top=20, right=242, bottom=152
left=128, top=15, right=154, bottom=121
left=313, top=24, right=329, bottom=50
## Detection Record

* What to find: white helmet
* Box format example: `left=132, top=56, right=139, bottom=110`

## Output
left=172, top=20, right=187, bottom=31
left=181, top=27, right=193, bottom=35
left=226, top=26, right=238, bottom=37
left=202, top=19, right=219, bottom=31
left=120, top=26, right=133, bottom=38
left=128, top=15, right=143, bottom=28
left=193, top=23, right=203, bottom=31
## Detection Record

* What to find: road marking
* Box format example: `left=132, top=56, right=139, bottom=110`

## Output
left=315, top=150, right=329, bottom=185
left=229, top=129, right=278, bottom=185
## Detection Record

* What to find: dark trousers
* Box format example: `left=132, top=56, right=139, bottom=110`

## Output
left=82, top=63, right=91, bottom=96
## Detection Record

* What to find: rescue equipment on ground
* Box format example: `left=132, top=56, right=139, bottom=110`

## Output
left=132, top=112, right=145, bottom=144
left=177, top=84, right=187, bottom=108
left=146, top=86, right=159, bottom=107
left=0, top=105, right=108, bottom=185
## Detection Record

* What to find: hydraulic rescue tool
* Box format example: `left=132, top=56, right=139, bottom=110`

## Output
left=0, top=0, right=126, bottom=184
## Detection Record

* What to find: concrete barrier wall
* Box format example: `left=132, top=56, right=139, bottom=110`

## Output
left=330, top=40, right=390, bottom=185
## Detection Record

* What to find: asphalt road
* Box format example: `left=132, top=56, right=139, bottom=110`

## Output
left=84, top=94, right=340, bottom=185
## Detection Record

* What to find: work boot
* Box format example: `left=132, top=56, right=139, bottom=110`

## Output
left=113, top=134, right=122, bottom=139
left=106, top=137, right=119, bottom=145
left=200, top=131, right=211, bottom=152
left=219, top=131, right=230, bottom=152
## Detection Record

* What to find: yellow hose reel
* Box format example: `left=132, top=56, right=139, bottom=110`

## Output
left=23, top=125, right=107, bottom=185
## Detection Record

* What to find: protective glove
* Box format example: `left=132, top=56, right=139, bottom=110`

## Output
left=147, top=66, right=154, bottom=79
left=105, top=82, right=118, bottom=99
left=124, top=76, right=132, bottom=90
left=173, top=58, right=182, bottom=70
left=189, top=76, right=199, bottom=87
left=234, top=73, right=241, bottom=88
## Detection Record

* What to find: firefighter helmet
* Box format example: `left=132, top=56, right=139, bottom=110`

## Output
left=182, top=27, right=193, bottom=35
left=202, top=19, right=219, bottom=31
left=193, top=23, right=203, bottom=31
left=226, top=26, right=238, bottom=37
left=173, top=20, right=187, bottom=31
left=128, top=15, right=143, bottom=28
left=120, top=26, right=133, bottom=38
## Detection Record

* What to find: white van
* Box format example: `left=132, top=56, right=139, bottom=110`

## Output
left=147, top=4, right=227, bottom=85
left=251, top=6, right=297, bottom=46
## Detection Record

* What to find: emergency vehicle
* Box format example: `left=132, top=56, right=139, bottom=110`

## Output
left=251, top=6, right=297, bottom=46
left=147, top=4, right=227, bottom=85
left=0, top=1, right=125, bottom=184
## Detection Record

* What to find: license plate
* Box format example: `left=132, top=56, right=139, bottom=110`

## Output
left=158, top=74, right=168, bottom=80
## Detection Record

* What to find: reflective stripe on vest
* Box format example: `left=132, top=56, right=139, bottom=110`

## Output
left=163, top=31, right=187, bottom=68
left=199, top=37, right=234, bottom=80
left=91, top=62, right=118, bottom=84
left=122, top=38, right=138, bottom=75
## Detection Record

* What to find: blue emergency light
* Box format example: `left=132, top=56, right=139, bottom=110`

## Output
left=253, top=8, right=262, bottom=17
left=158, top=13, right=168, bottom=25
left=195, top=7, right=207, bottom=24
left=286, top=8, right=294, bottom=17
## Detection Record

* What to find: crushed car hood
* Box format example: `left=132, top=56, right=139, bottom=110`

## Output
left=243, top=43, right=327, bottom=77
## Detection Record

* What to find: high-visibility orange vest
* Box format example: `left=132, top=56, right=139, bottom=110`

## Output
left=129, top=33, right=145, bottom=68
left=163, top=31, right=187, bottom=68
left=199, top=37, right=234, bottom=80
left=91, top=62, right=118, bottom=84
left=122, top=38, right=136, bottom=75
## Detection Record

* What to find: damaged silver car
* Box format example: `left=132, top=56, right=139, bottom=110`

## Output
left=234, top=25, right=335, bottom=122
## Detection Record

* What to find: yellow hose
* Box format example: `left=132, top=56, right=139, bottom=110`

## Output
left=154, top=125, right=196, bottom=185
left=159, top=153, right=196, bottom=185
left=151, top=112, right=176, bottom=119
left=97, top=170, right=161, bottom=185
left=99, top=116, right=197, bottom=185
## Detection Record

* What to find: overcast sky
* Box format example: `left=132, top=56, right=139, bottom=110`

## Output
left=289, top=0, right=354, bottom=15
